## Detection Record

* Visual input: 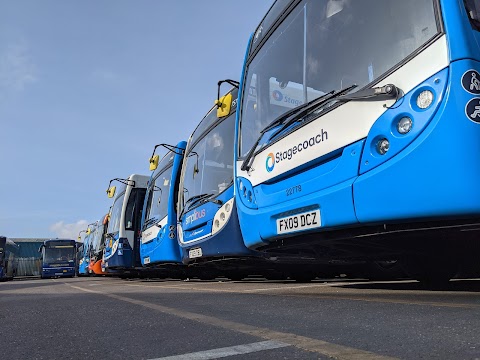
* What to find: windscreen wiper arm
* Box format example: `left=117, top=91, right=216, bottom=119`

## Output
left=178, top=193, right=214, bottom=220
left=241, top=84, right=358, bottom=172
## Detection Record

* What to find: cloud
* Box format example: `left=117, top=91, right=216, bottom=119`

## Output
left=50, top=220, right=89, bottom=241
left=0, top=40, right=37, bottom=93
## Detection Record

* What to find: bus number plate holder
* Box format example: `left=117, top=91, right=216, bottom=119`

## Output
left=189, top=248, right=202, bottom=259
left=276, top=210, right=321, bottom=235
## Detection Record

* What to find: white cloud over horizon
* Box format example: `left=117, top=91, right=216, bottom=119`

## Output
left=50, top=220, right=89, bottom=242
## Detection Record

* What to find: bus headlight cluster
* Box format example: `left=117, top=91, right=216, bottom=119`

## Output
left=177, top=224, right=184, bottom=243
left=237, top=177, right=257, bottom=208
left=212, top=198, right=234, bottom=236
left=416, top=90, right=434, bottom=109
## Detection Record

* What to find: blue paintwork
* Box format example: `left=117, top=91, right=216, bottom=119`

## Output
left=103, top=234, right=133, bottom=269
left=237, top=141, right=364, bottom=249
left=41, top=264, right=76, bottom=278
left=179, top=185, right=252, bottom=262
left=235, top=0, right=480, bottom=250
left=354, top=60, right=480, bottom=222
left=140, top=141, right=187, bottom=266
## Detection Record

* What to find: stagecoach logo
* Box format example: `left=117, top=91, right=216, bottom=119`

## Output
left=266, top=153, right=275, bottom=172
left=462, top=70, right=480, bottom=94
left=265, top=130, right=329, bottom=172
left=185, top=208, right=206, bottom=225
left=465, top=97, right=480, bottom=123
left=272, top=90, right=283, bottom=102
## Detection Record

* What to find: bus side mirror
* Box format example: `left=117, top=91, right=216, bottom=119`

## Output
left=215, top=93, right=232, bottom=118
left=107, top=186, right=116, bottom=198
left=149, top=155, right=159, bottom=171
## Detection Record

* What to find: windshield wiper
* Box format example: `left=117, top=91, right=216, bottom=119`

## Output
left=241, top=84, right=358, bottom=172
left=142, top=217, right=158, bottom=230
left=178, top=193, right=214, bottom=220
left=200, top=197, right=223, bottom=206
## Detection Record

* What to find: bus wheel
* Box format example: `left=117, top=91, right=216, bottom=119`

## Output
left=400, top=255, right=458, bottom=289
left=290, top=272, right=315, bottom=283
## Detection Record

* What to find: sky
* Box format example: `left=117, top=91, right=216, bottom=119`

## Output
left=0, top=0, right=274, bottom=239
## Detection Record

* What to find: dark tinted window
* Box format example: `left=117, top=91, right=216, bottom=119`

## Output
left=465, top=0, right=480, bottom=31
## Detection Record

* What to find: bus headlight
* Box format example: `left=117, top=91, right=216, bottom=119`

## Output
left=376, top=138, right=390, bottom=155
left=212, top=198, right=234, bottom=236
left=416, top=90, right=434, bottom=109
left=396, top=117, right=413, bottom=134
left=177, top=224, right=184, bottom=243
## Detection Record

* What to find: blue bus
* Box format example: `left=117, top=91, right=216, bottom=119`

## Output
left=103, top=174, right=149, bottom=275
left=235, top=0, right=480, bottom=284
left=39, top=239, right=77, bottom=279
left=177, top=86, right=260, bottom=279
left=140, top=142, right=187, bottom=276
left=77, top=223, right=96, bottom=276
left=0, top=236, right=18, bottom=281
left=89, top=214, right=109, bottom=275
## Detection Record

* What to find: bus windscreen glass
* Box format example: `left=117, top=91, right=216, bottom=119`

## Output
left=145, top=166, right=173, bottom=224
left=179, top=112, right=235, bottom=214
left=240, top=0, right=439, bottom=156
left=108, top=192, right=126, bottom=233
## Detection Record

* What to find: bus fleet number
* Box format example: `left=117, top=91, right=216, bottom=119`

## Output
left=286, top=185, right=302, bottom=196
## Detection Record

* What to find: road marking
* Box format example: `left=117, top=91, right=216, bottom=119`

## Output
left=149, top=341, right=289, bottom=360
left=67, top=283, right=397, bottom=360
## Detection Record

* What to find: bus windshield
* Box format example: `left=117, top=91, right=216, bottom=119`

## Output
left=240, top=0, right=439, bottom=156
left=44, top=247, right=75, bottom=263
left=91, top=224, right=104, bottom=253
left=145, top=166, right=174, bottom=224
left=108, top=192, right=126, bottom=233
left=179, top=111, right=235, bottom=215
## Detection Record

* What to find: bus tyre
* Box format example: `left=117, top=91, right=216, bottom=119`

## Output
left=400, top=255, right=458, bottom=289
left=290, top=272, right=315, bottom=283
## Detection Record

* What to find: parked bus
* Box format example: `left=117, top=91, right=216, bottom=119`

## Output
left=103, top=174, right=149, bottom=275
left=177, top=86, right=260, bottom=279
left=78, top=223, right=96, bottom=276
left=88, top=214, right=109, bottom=275
left=235, top=0, right=480, bottom=284
left=0, top=236, right=18, bottom=281
left=140, top=141, right=187, bottom=276
left=39, top=239, right=77, bottom=279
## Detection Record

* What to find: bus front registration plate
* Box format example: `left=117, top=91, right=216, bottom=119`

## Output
left=276, top=210, right=321, bottom=235
left=189, top=247, right=202, bottom=259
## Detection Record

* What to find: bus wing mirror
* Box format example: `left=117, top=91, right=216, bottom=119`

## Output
left=215, top=93, right=232, bottom=118
left=149, top=155, right=159, bottom=171
left=107, top=186, right=116, bottom=198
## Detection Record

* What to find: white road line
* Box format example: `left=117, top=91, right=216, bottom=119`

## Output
left=149, top=341, right=289, bottom=360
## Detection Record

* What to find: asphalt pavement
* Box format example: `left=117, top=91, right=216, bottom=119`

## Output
left=1, top=276, right=480, bottom=359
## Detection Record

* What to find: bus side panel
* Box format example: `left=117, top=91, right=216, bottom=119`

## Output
left=354, top=61, right=480, bottom=223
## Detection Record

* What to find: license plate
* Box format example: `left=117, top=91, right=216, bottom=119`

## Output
left=276, top=210, right=321, bottom=235
left=63, top=270, right=67, bottom=273
left=189, top=247, right=203, bottom=259
left=144, top=257, right=151, bottom=265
